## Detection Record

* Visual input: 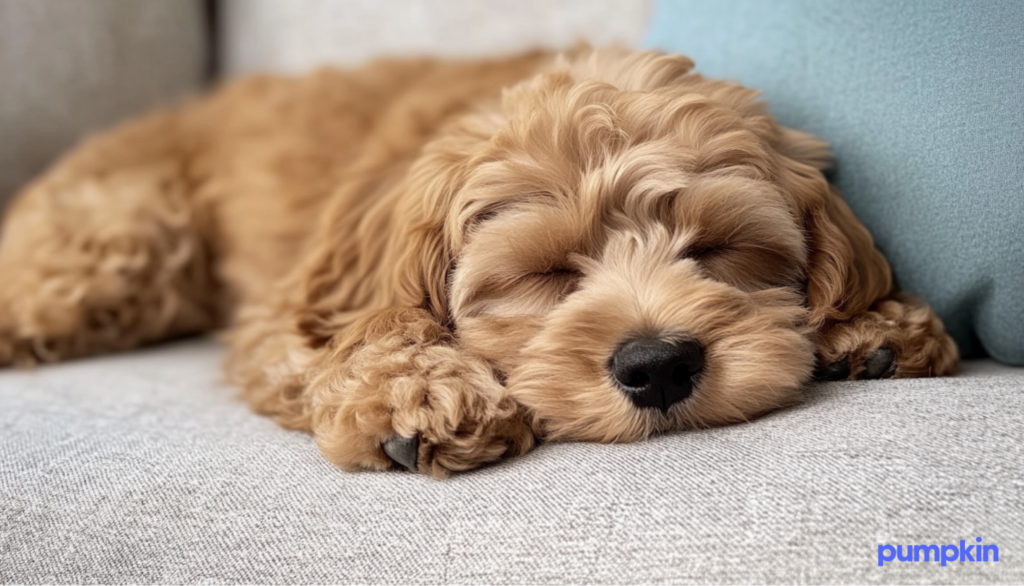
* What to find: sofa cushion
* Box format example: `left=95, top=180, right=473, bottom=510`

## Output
left=218, top=0, right=653, bottom=75
left=0, top=0, right=207, bottom=212
left=2, top=339, right=1022, bottom=583
left=647, top=0, right=1024, bottom=364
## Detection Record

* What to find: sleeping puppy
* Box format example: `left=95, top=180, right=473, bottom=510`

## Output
left=0, top=47, right=958, bottom=477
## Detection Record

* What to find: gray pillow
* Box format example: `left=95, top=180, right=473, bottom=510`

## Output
left=0, top=0, right=207, bottom=211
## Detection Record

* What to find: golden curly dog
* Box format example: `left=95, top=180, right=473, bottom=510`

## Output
left=0, top=48, right=957, bottom=477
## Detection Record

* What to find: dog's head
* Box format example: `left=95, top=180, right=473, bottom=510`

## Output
left=305, top=49, right=892, bottom=442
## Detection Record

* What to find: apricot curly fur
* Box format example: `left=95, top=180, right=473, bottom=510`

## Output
left=0, top=47, right=958, bottom=476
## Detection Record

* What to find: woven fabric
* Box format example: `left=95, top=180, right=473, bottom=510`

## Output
left=2, top=339, right=1022, bottom=584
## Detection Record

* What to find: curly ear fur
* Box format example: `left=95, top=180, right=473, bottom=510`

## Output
left=285, top=55, right=549, bottom=355
left=805, top=186, right=894, bottom=326
left=772, top=127, right=893, bottom=327
left=293, top=153, right=459, bottom=352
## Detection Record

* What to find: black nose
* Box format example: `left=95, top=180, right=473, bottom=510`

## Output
left=610, top=337, right=704, bottom=412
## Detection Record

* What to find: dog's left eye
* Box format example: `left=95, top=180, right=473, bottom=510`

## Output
left=520, top=268, right=585, bottom=299
left=680, top=243, right=730, bottom=261
left=530, top=267, right=582, bottom=280
left=524, top=268, right=583, bottom=296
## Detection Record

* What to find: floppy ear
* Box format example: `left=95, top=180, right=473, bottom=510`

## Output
left=773, top=127, right=893, bottom=327
left=292, top=150, right=467, bottom=351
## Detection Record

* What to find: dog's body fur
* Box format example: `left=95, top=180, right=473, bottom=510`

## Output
left=0, top=48, right=958, bottom=476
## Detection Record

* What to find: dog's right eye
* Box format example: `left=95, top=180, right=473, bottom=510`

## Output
left=523, top=267, right=583, bottom=295
left=534, top=268, right=581, bottom=278
left=680, top=243, right=731, bottom=262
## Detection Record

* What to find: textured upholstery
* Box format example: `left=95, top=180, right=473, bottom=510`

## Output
left=218, top=0, right=652, bottom=75
left=647, top=0, right=1024, bottom=365
left=2, top=339, right=1023, bottom=584
left=0, top=0, right=207, bottom=212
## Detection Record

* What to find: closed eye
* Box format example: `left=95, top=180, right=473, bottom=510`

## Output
left=523, top=267, right=583, bottom=296
left=524, top=267, right=583, bottom=283
left=534, top=267, right=582, bottom=277
left=680, top=243, right=731, bottom=260
left=680, top=240, right=804, bottom=290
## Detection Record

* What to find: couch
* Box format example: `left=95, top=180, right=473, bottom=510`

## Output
left=2, top=2, right=1022, bottom=583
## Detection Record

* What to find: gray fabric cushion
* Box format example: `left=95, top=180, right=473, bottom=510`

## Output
left=2, top=339, right=1022, bottom=584
left=0, top=0, right=207, bottom=211
left=219, top=0, right=653, bottom=75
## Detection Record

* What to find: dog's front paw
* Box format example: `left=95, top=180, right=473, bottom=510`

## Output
left=814, top=346, right=895, bottom=381
left=376, top=343, right=535, bottom=477
left=310, top=316, right=534, bottom=477
left=814, top=294, right=959, bottom=381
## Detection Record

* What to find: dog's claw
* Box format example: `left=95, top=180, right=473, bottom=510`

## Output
left=383, top=435, right=419, bottom=472
left=814, top=358, right=850, bottom=382
left=860, top=347, right=896, bottom=379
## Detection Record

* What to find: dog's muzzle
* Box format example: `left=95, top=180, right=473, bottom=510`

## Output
left=610, top=337, right=704, bottom=412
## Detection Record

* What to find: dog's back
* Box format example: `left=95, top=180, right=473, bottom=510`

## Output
left=0, top=52, right=547, bottom=364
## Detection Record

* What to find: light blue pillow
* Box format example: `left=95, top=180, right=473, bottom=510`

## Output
left=647, top=0, right=1024, bottom=364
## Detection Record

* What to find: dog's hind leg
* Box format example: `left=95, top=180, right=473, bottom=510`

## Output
left=0, top=112, right=219, bottom=366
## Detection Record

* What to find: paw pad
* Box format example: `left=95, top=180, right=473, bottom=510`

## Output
left=383, top=435, right=419, bottom=472
left=813, top=347, right=897, bottom=381
left=859, top=347, right=896, bottom=380
left=813, top=358, right=850, bottom=382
